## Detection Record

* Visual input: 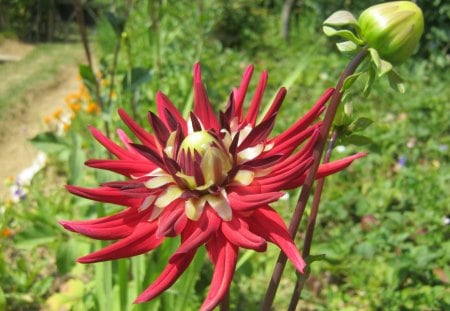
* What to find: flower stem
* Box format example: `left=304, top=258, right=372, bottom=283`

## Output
left=288, top=130, right=338, bottom=311
left=261, top=47, right=368, bottom=310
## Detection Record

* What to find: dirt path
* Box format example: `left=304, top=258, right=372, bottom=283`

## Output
left=0, top=40, right=84, bottom=199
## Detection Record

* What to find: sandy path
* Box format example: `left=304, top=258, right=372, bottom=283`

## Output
left=0, top=41, right=83, bottom=199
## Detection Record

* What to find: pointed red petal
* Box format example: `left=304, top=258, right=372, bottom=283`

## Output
left=234, top=65, right=254, bottom=120
left=247, top=206, right=306, bottom=273
left=193, top=63, right=220, bottom=131
left=89, top=126, right=131, bottom=160
left=156, top=91, right=187, bottom=135
left=134, top=249, right=197, bottom=303
left=288, top=152, right=367, bottom=189
left=266, top=124, right=319, bottom=158
left=227, top=191, right=284, bottom=211
left=77, top=220, right=162, bottom=263
left=66, top=185, right=141, bottom=207
left=118, top=108, right=157, bottom=148
left=201, top=234, right=238, bottom=311
left=260, top=87, right=287, bottom=123
left=245, top=70, right=268, bottom=126
left=172, top=207, right=220, bottom=257
left=221, top=217, right=266, bottom=251
left=85, top=159, right=156, bottom=177
left=271, top=88, right=332, bottom=145
left=59, top=207, right=143, bottom=240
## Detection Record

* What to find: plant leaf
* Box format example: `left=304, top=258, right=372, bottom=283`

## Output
left=323, top=10, right=359, bottom=28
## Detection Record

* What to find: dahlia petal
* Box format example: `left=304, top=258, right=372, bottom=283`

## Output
left=227, top=191, right=284, bottom=211
left=185, top=197, right=206, bottom=221
left=89, top=126, right=130, bottom=160
left=266, top=125, right=319, bottom=158
left=148, top=111, right=170, bottom=147
left=202, top=235, right=238, bottom=311
left=134, top=249, right=197, bottom=303
left=193, top=63, right=220, bottom=131
left=248, top=206, right=306, bottom=273
left=206, top=192, right=232, bottom=221
left=260, top=87, right=287, bottom=123
left=221, top=217, right=266, bottom=251
left=242, top=154, right=282, bottom=169
left=66, top=185, right=141, bottom=207
left=85, top=159, right=155, bottom=177
left=155, top=186, right=183, bottom=208
left=245, top=70, right=268, bottom=126
left=129, top=143, right=165, bottom=168
left=234, top=65, right=254, bottom=119
left=238, top=114, right=276, bottom=150
left=237, top=143, right=264, bottom=162
left=77, top=220, right=163, bottom=263
left=59, top=207, right=142, bottom=240
left=259, top=158, right=314, bottom=192
left=156, top=91, right=187, bottom=135
left=156, top=203, right=185, bottom=238
left=288, top=152, right=367, bottom=189
left=144, top=175, right=173, bottom=189
left=233, top=169, right=255, bottom=186
left=118, top=108, right=156, bottom=148
left=173, top=208, right=220, bottom=257
left=139, top=195, right=156, bottom=212
left=271, top=88, right=332, bottom=145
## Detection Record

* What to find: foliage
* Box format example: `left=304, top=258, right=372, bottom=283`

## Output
left=1, top=1, right=449, bottom=310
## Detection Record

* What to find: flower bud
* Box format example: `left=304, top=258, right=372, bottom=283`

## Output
left=358, top=1, right=424, bottom=64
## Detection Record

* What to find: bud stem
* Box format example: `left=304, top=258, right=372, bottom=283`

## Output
left=261, top=47, right=369, bottom=310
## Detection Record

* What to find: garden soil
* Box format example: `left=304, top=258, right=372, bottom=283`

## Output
left=0, top=40, right=83, bottom=199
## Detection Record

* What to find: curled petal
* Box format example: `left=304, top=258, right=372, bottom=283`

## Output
left=193, top=63, right=220, bottom=131
left=245, top=70, right=268, bottom=126
left=59, top=207, right=143, bottom=240
left=156, top=91, right=188, bottom=135
left=85, top=159, right=156, bottom=177
left=66, top=185, right=142, bottom=207
left=118, top=108, right=156, bottom=148
left=221, top=217, right=266, bottom=251
left=134, top=249, right=197, bottom=303
left=77, top=220, right=163, bottom=263
left=234, top=65, right=254, bottom=120
left=247, top=206, right=306, bottom=273
left=227, top=191, right=284, bottom=211
left=202, top=234, right=238, bottom=311
left=89, top=126, right=131, bottom=160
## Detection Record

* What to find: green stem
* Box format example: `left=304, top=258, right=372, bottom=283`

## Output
left=261, top=47, right=368, bottom=311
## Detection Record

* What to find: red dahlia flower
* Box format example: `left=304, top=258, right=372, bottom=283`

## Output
left=60, top=63, right=364, bottom=310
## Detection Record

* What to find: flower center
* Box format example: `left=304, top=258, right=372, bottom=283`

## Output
left=177, top=131, right=233, bottom=190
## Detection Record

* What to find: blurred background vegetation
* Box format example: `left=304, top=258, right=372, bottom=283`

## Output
left=0, top=0, right=449, bottom=310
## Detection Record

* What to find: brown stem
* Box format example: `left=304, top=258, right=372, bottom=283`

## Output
left=73, top=0, right=110, bottom=139
left=261, top=47, right=368, bottom=311
left=288, top=130, right=338, bottom=311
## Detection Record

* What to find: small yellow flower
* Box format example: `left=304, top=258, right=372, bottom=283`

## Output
left=44, top=115, right=53, bottom=124
left=68, top=102, right=82, bottom=113
left=53, top=108, right=64, bottom=119
left=86, top=102, right=101, bottom=114
left=1, top=228, right=13, bottom=238
left=63, top=122, right=71, bottom=132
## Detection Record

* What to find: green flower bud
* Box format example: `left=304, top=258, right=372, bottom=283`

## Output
left=359, top=1, right=424, bottom=64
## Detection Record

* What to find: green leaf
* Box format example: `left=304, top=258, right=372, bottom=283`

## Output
left=388, top=69, right=406, bottom=93
left=123, top=67, right=152, bottom=92
left=79, top=64, right=96, bottom=95
left=363, top=66, right=376, bottom=97
left=323, top=26, right=364, bottom=45
left=323, top=10, right=359, bottom=29
left=68, top=133, right=86, bottom=185
left=351, top=117, right=373, bottom=132
left=56, top=240, right=77, bottom=275
left=30, top=132, right=70, bottom=157
left=342, top=72, right=363, bottom=91
left=378, top=59, right=393, bottom=76
left=104, top=11, right=126, bottom=38
left=344, top=134, right=373, bottom=146
left=336, top=40, right=358, bottom=52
